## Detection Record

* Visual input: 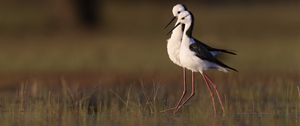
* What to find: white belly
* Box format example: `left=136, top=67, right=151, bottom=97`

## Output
left=179, top=47, right=205, bottom=72
left=167, top=38, right=182, bottom=67
left=179, top=47, right=228, bottom=73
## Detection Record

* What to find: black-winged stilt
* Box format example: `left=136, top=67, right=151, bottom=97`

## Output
left=168, top=10, right=237, bottom=114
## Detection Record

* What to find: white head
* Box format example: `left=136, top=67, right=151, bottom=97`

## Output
left=172, top=4, right=186, bottom=17
left=177, top=11, right=193, bottom=25
left=164, top=4, right=187, bottom=29
left=167, top=11, right=193, bottom=35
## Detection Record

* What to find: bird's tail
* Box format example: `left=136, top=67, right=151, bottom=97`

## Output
left=216, top=61, right=238, bottom=72
left=213, top=49, right=237, bottom=55
left=226, top=66, right=238, bottom=72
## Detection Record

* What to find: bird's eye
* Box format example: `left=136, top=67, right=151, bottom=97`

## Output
left=177, top=11, right=181, bottom=14
left=181, top=17, right=185, bottom=20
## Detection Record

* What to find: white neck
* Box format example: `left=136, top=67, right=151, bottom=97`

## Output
left=169, top=20, right=183, bottom=40
left=183, top=21, right=192, bottom=36
left=182, top=21, right=192, bottom=46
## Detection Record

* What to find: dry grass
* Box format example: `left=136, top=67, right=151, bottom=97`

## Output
left=0, top=73, right=299, bottom=126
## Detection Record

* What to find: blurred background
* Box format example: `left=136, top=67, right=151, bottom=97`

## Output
left=0, top=0, right=300, bottom=87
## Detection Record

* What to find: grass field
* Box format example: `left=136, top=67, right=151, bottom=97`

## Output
left=1, top=2, right=300, bottom=126
left=0, top=73, right=300, bottom=126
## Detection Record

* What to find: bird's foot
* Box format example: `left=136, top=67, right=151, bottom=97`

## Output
left=160, top=107, right=177, bottom=113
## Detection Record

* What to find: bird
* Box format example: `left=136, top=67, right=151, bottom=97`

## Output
left=166, top=4, right=186, bottom=68
left=168, top=10, right=237, bottom=114
left=163, top=4, right=236, bottom=114
left=163, top=4, right=189, bottom=113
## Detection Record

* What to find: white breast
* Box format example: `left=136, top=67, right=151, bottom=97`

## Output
left=167, top=23, right=183, bottom=67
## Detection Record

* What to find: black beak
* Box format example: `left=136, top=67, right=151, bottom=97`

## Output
left=163, top=16, right=176, bottom=29
left=166, top=23, right=181, bottom=35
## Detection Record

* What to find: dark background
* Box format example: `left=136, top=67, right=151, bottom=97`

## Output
left=0, top=0, right=299, bottom=79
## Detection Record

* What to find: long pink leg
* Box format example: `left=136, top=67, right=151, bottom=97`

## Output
left=204, top=73, right=225, bottom=114
left=202, top=74, right=217, bottom=115
left=161, top=68, right=187, bottom=112
left=173, top=68, right=188, bottom=108
left=174, top=71, right=195, bottom=113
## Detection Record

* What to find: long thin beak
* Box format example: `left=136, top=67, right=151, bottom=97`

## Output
left=163, top=16, right=176, bottom=29
left=166, top=23, right=181, bottom=35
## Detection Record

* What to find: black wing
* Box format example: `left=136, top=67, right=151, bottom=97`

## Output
left=194, top=39, right=237, bottom=55
left=189, top=41, right=238, bottom=72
